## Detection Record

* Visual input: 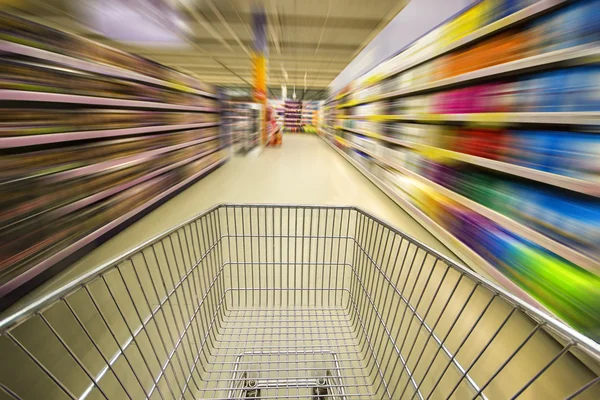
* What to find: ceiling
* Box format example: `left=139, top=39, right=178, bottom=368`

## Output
left=4, top=0, right=408, bottom=99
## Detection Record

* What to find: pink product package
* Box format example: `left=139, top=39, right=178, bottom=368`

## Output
left=433, top=83, right=514, bottom=114
left=432, top=87, right=480, bottom=114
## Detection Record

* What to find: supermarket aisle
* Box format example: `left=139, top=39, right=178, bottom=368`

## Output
left=44, top=134, right=450, bottom=291
left=4, top=136, right=597, bottom=400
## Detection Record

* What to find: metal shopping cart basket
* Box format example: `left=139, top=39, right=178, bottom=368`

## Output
left=1, top=205, right=599, bottom=399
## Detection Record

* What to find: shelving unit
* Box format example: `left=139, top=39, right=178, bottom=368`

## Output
left=0, top=121, right=220, bottom=149
left=330, top=0, right=571, bottom=101
left=0, top=13, right=228, bottom=302
left=324, top=0, right=600, bottom=339
left=340, top=136, right=600, bottom=273
left=284, top=100, right=302, bottom=133
left=301, top=101, right=319, bottom=132
left=340, top=112, right=600, bottom=126
left=269, top=99, right=285, bottom=128
left=0, top=40, right=218, bottom=99
left=338, top=126, right=600, bottom=197
left=0, top=90, right=218, bottom=112
left=226, top=102, right=262, bottom=153
left=338, top=45, right=600, bottom=108
left=317, top=127, right=545, bottom=312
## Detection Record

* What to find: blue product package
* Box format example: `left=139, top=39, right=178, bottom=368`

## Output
left=537, top=191, right=600, bottom=252
left=572, top=0, right=600, bottom=42
left=515, top=185, right=546, bottom=227
left=562, top=66, right=600, bottom=112
left=512, top=130, right=554, bottom=172
left=499, top=181, right=522, bottom=219
left=516, top=70, right=565, bottom=112
left=533, top=7, right=569, bottom=52
left=496, top=0, right=533, bottom=19
left=539, top=70, right=569, bottom=112
left=530, top=0, right=600, bottom=51
left=557, top=0, right=588, bottom=49
left=543, top=131, right=599, bottom=178
left=543, top=131, right=572, bottom=176
left=564, top=132, right=600, bottom=180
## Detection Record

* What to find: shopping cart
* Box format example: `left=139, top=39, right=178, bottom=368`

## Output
left=0, top=205, right=598, bottom=399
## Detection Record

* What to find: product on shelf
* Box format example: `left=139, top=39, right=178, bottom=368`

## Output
left=0, top=149, right=226, bottom=285
left=1, top=57, right=218, bottom=107
left=0, top=108, right=219, bottom=137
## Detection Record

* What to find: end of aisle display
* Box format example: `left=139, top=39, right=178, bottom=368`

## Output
left=283, top=100, right=324, bottom=133
left=325, top=0, right=600, bottom=341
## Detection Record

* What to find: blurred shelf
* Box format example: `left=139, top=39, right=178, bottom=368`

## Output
left=0, top=90, right=219, bottom=112
left=334, top=92, right=348, bottom=101
left=343, top=140, right=600, bottom=274
left=341, top=112, right=600, bottom=126
left=339, top=126, right=600, bottom=197
left=0, top=122, right=220, bottom=149
left=4, top=146, right=223, bottom=231
left=318, top=129, right=546, bottom=310
left=414, top=144, right=600, bottom=198
left=338, top=126, right=391, bottom=142
left=0, top=155, right=227, bottom=298
left=338, top=44, right=600, bottom=108
left=2, top=135, right=220, bottom=186
left=351, top=0, right=569, bottom=93
left=0, top=40, right=218, bottom=99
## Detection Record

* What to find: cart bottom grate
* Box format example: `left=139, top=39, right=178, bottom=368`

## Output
left=196, top=306, right=371, bottom=399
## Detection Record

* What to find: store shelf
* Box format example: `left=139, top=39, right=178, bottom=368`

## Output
left=338, top=44, right=600, bottom=107
left=332, top=1, right=568, bottom=102
left=342, top=140, right=600, bottom=274
left=341, top=112, right=600, bottom=126
left=356, top=0, right=569, bottom=92
left=0, top=156, right=226, bottom=298
left=323, top=0, right=600, bottom=346
left=415, top=144, right=600, bottom=198
left=339, top=126, right=600, bottom=198
left=4, top=146, right=224, bottom=231
left=334, top=92, right=348, bottom=101
left=318, top=130, right=547, bottom=311
left=0, top=121, right=221, bottom=149
left=339, top=126, right=384, bottom=140
left=0, top=40, right=218, bottom=99
left=0, top=90, right=219, bottom=112
left=3, top=135, right=220, bottom=187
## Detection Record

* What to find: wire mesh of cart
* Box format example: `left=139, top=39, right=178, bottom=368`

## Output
left=1, top=204, right=599, bottom=400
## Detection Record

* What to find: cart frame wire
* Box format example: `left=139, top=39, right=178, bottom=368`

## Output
left=1, top=204, right=599, bottom=399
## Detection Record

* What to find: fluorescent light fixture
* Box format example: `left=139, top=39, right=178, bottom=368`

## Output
left=83, top=0, right=188, bottom=45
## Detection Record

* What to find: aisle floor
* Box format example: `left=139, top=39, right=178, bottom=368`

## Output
left=32, top=134, right=453, bottom=298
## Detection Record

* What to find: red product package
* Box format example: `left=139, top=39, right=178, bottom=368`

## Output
left=453, top=129, right=509, bottom=160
